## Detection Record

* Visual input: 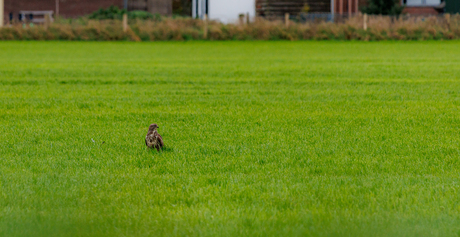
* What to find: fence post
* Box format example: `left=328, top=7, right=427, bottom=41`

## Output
left=445, top=13, right=451, bottom=31
left=363, top=13, right=367, bottom=30
left=246, top=12, right=250, bottom=25
left=44, top=13, right=51, bottom=30
left=285, top=13, right=290, bottom=27
left=239, top=13, right=245, bottom=25
left=123, top=13, right=128, bottom=32
left=0, top=0, right=4, bottom=28
left=203, top=14, right=208, bottom=39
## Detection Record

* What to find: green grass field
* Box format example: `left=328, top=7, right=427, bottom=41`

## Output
left=1, top=41, right=460, bottom=237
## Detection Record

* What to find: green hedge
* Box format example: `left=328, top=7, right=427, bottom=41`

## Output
left=1, top=15, right=459, bottom=41
left=88, top=6, right=161, bottom=20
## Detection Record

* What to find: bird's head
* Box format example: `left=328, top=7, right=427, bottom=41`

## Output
left=149, top=123, right=159, bottom=131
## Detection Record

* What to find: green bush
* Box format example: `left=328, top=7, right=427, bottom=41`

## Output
left=1, top=15, right=459, bottom=41
left=361, top=0, right=404, bottom=15
left=128, top=11, right=161, bottom=21
left=88, top=6, right=160, bottom=21
left=88, top=6, right=126, bottom=20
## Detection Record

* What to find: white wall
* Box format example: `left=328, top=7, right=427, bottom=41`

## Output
left=406, top=0, right=441, bottom=6
left=209, top=0, right=255, bottom=24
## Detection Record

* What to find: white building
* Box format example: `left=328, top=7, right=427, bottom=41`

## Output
left=192, top=0, right=256, bottom=24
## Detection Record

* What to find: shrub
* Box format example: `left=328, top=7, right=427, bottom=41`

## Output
left=88, top=6, right=160, bottom=21
left=361, top=0, right=404, bottom=16
left=0, top=15, right=459, bottom=41
left=88, top=6, right=126, bottom=20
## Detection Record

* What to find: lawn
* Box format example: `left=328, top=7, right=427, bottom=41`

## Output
left=1, top=41, right=460, bottom=237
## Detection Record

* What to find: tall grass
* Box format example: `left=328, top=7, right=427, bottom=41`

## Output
left=1, top=15, right=459, bottom=41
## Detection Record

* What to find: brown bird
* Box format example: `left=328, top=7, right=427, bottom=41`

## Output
left=145, top=123, right=164, bottom=151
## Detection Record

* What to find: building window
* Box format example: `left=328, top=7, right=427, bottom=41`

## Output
left=406, top=0, right=441, bottom=6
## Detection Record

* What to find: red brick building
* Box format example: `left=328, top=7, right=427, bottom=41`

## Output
left=4, top=0, right=124, bottom=21
left=401, top=0, right=445, bottom=15
left=3, top=0, right=175, bottom=23
left=333, top=0, right=367, bottom=15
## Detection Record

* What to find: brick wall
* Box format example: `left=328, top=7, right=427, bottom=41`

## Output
left=256, top=0, right=332, bottom=18
left=147, top=0, right=172, bottom=15
left=334, top=0, right=367, bottom=14
left=129, top=0, right=172, bottom=15
left=403, top=7, right=439, bottom=15
left=4, top=0, right=123, bottom=22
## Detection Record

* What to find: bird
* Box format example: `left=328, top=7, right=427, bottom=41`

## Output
left=145, top=123, right=164, bottom=151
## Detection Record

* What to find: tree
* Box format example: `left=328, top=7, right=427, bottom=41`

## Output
left=361, top=0, right=404, bottom=15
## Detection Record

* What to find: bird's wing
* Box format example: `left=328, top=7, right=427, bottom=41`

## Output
left=158, top=133, right=164, bottom=147
left=145, top=136, right=148, bottom=147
